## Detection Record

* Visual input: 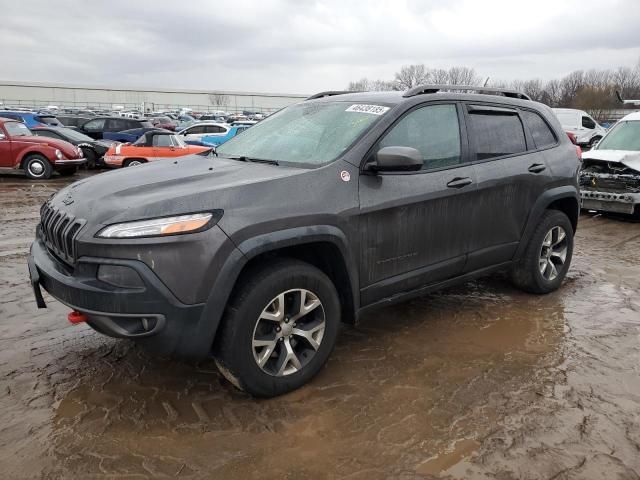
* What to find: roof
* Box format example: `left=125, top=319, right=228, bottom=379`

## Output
left=620, top=111, right=640, bottom=122
left=307, top=90, right=536, bottom=108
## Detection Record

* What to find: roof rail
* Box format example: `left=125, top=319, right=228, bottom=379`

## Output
left=403, top=84, right=531, bottom=101
left=306, top=91, right=358, bottom=101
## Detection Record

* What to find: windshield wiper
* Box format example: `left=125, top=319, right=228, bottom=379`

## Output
left=226, top=156, right=279, bottom=165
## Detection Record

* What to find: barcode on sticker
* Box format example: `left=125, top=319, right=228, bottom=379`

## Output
left=345, top=104, right=390, bottom=115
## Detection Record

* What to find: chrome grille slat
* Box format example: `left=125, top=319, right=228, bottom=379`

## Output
left=38, top=202, right=85, bottom=266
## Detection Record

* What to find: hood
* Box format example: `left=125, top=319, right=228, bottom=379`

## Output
left=17, top=135, right=81, bottom=158
left=582, top=149, right=640, bottom=172
left=48, top=155, right=305, bottom=227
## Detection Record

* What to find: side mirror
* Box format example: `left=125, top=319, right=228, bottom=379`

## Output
left=0, top=133, right=5, bottom=140
left=369, top=146, right=422, bottom=172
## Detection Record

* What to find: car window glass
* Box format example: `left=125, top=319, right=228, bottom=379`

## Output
left=596, top=121, right=640, bottom=151
left=187, top=126, right=204, bottom=135
left=582, top=116, right=596, bottom=129
left=468, top=110, right=526, bottom=160
left=108, top=119, right=129, bottom=131
left=521, top=110, right=556, bottom=149
left=152, top=135, right=173, bottom=147
left=4, top=122, right=32, bottom=136
left=34, top=130, right=62, bottom=139
left=378, top=104, right=461, bottom=170
left=83, top=119, right=105, bottom=131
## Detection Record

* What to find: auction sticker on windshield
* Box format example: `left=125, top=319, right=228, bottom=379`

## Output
left=345, top=104, right=390, bottom=115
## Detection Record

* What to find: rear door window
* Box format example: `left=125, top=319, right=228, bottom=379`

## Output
left=521, top=110, right=557, bottom=149
left=107, top=119, right=129, bottom=132
left=467, top=107, right=526, bottom=160
left=82, top=118, right=105, bottom=132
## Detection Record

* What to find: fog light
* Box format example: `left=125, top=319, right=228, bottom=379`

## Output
left=97, top=265, right=143, bottom=288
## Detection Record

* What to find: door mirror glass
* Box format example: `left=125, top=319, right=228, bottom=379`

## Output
left=0, top=133, right=5, bottom=140
left=370, top=146, right=423, bottom=172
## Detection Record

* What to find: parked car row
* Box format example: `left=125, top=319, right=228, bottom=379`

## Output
left=0, top=118, right=86, bottom=179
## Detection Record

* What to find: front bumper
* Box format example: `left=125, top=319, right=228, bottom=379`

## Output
left=580, top=189, right=640, bottom=214
left=28, top=238, right=206, bottom=356
left=53, top=158, right=87, bottom=167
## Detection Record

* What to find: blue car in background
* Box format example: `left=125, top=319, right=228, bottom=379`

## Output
left=103, top=127, right=169, bottom=143
left=186, top=125, right=250, bottom=147
left=0, top=111, right=63, bottom=128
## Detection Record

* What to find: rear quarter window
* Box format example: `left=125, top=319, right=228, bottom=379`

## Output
left=467, top=110, right=526, bottom=160
left=521, top=110, right=557, bottom=149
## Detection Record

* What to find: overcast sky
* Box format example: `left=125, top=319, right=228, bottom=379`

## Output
left=2, top=0, right=639, bottom=94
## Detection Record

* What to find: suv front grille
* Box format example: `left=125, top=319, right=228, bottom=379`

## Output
left=39, top=202, right=85, bottom=265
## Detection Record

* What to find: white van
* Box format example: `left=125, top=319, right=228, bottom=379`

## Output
left=552, top=108, right=607, bottom=148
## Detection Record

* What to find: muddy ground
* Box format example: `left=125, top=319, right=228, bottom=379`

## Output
left=0, top=171, right=639, bottom=480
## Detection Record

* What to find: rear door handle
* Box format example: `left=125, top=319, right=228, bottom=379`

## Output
left=446, top=177, right=473, bottom=189
left=528, top=163, right=546, bottom=173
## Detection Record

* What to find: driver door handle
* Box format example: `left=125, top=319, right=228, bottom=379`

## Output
left=446, top=177, right=473, bottom=189
left=528, top=163, right=546, bottom=173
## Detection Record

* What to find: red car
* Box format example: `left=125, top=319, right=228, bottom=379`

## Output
left=0, top=117, right=86, bottom=179
left=149, top=116, right=176, bottom=131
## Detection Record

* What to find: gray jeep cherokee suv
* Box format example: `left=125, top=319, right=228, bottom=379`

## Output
left=28, top=85, right=580, bottom=397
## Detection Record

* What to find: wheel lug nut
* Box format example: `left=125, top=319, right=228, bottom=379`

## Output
left=280, top=337, right=284, bottom=342
left=293, top=323, right=296, bottom=328
left=276, top=326, right=281, bottom=332
left=284, top=318, right=289, bottom=324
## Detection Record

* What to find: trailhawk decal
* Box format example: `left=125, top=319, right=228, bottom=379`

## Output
left=345, top=104, right=390, bottom=115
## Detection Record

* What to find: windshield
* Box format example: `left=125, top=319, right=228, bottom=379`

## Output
left=4, top=121, right=32, bottom=137
left=217, top=101, right=389, bottom=166
left=59, top=128, right=94, bottom=142
left=596, top=121, right=640, bottom=151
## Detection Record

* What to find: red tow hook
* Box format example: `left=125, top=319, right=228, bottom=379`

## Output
left=68, top=310, right=87, bottom=324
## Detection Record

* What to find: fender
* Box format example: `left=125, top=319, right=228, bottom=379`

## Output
left=180, top=225, right=360, bottom=357
left=514, top=185, right=580, bottom=260
left=15, top=144, right=56, bottom=169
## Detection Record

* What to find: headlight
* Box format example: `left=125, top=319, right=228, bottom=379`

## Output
left=55, top=149, right=63, bottom=159
left=97, top=212, right=216, bottom=238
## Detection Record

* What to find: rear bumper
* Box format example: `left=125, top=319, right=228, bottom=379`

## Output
left=580, top=189, right=640, bottom=214
left=28, top=238, right=207, bottom=356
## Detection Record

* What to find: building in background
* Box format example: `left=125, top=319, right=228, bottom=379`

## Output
left=0, top=81, right=308, bottom=114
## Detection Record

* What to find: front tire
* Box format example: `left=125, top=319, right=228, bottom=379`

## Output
left=81, top=147, right=97, bottom=169
left=214, top=259, right=341, bottom=397
left=511, top=210, right=574, bottom=294
left=23, top=154, right=53, bottom=180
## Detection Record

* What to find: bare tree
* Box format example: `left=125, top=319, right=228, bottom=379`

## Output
left=347, top=78, right=370, bottom=91
left=394, top=64, right=429, bottom=89
left=430, top=68, right=449, bottom=84
left=446, top=66, right=480, bottom=86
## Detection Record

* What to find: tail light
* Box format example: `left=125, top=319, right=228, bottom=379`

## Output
left=575, top=145, right=582, bottom=160
left=566, top=132, right=577, bottom=145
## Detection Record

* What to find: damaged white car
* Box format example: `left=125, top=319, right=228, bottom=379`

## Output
left=580, top=111, right=640, bottom=218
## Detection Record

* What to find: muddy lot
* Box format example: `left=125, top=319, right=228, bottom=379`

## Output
left=1, top=171, right=639, bottom=480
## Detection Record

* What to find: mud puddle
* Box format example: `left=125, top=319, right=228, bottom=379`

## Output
left=1, top=173, right=639, bottom=479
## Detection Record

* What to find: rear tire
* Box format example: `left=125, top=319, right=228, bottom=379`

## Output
left=214, top=259, right=340, bottom=397
left=511, top=210, right=574, bottom=294
left=23, top=154, right=53, bottom=180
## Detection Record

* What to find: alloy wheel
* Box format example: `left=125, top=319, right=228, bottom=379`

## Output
left=539, top=226, right=568, bottom=281
left=252, top=288, right=326, bottom=377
